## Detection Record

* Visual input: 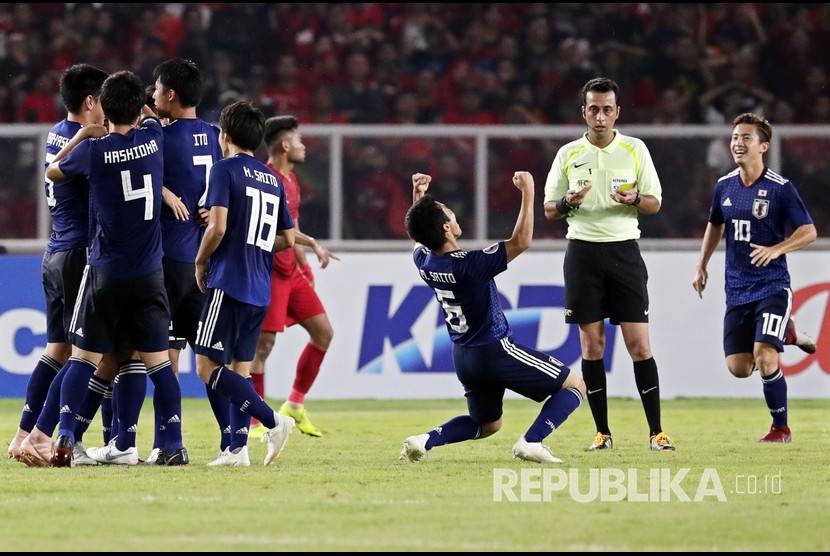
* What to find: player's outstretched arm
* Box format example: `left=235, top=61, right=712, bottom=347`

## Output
left=504, top=171, right=535, bottom=263
left=412, top=173, right=431, bottom=205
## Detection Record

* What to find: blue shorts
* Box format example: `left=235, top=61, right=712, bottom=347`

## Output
left=194, top=288, right=267, bottom=365
left=453, top=337, right=571, bottom=425
left=723, top=289, right=793, bottom=356
left=70, top=266, right=170, bottom=354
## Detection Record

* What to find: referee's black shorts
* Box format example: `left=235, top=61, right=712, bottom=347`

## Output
left=563, top=239, right=649, bottom=325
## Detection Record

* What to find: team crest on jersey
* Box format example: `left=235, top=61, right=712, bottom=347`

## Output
left=753, top=199, right=769, bottom=219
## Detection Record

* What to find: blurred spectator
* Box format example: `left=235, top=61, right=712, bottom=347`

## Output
left=345, top=143, right=410, bottom=239
left=246, top=66, right=277, bottom=119
left=305, top=85, right=348, bottom=124
left=371, top=40, right=413, bottom=103
left=310, top=36, right=345, bottom=88
left=650, top=88, right=692, bottom=125
left=15, top=71, right=61, bottom=123
left=40, top=15, right=80, bottom=73
left=133, top=35, right=168, bottom=88
left=698, top=80, right=775, bottom=125
left=441, top=84, right=497, bottom=125
left=266, top=53, right=313, bottom=120
left=176, top=4, right=212, bottom=69
left=649, top=33, right=714, bottom=115
left=67, top=3, right=99, bottom=41
left=410, top=68, right=443, bottom=123
left=332, top=51, right=389, bottom=123
left=0, top=33, right=36, bottom=107
left=201, top=49, right=247, bottom=123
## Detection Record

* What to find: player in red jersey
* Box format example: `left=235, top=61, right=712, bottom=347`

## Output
left=249, top=115, right=338, bottom=437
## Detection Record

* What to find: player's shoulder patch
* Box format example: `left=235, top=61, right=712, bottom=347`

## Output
left=483, top=243, right=500, bottom=255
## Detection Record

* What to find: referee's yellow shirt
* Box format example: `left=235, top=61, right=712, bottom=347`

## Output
left=543, top=129, right=662, bottom=242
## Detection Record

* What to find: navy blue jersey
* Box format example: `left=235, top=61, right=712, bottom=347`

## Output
left=58, top=116, right=165, bottom=279
left=204, top=154, right=293, bottom=307
left=160, top=118, right=222, bottom=262
left=708, top=166, right=813, bottom=305
left=413, top=241, right=510, bottom=347
left=44, top=120, right=90, bottom=252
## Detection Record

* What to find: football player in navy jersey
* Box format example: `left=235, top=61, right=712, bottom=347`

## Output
left=693, top=112, right=817, bottom=444
left=193, top=101, right=297, bottom=467
left=139, top=58, right=223, bottom=465
left=399, top=171, right=586, bottom=464
left=8, top=63, right=108, bottom=463
left=44, top=70, right=187, bottom=467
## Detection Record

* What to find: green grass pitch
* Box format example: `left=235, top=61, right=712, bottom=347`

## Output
left=1, top=397, right=828, bottom=551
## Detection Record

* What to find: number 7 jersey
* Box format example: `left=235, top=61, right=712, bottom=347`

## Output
left=708, top=166, right=813, bottom=306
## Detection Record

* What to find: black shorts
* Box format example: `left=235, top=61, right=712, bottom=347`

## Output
left=163, top=257, right=207, bottom=350
left=70, top=266, right=171, bottom=354
left=723, top=289, right=792, bottom=356
left=42, top=247, right=87, bottom=343
left=563, top=239, right=649, bottom=325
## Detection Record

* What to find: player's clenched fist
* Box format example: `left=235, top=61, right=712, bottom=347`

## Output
left=512, top=171, right=534, bottom=192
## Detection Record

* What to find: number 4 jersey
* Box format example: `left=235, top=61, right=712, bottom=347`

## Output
left=708, top=166, right=813, bottom=306
left=412, top=241, right=511, bottom=347
left=204, top=153, right=294, bottom=307
left=58, top=116, right=165, bottom=279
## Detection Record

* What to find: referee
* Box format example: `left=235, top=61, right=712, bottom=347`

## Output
left=542, top=77, right=675, bottom=452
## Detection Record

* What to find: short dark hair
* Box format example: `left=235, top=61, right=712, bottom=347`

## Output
left=59, top=63, right=108, bottom=114
left=732, top=112, right=772, bottom=143
left=405, top=194, right=449, bottom=250
left=581, top=77, right=620, bottom=105
left=263, top=115, right=299, bottom=147
left=100, top=71, right=146, bottom=125
left=152, top=58, right=204, bottom=108
left=219, top=101, right=265, bottom=152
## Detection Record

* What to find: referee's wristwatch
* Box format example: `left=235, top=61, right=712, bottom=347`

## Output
left=633, top=193, right=641, bottom=206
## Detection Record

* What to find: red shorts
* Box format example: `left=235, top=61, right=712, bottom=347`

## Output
left=261, top=269, right=325, bottom=333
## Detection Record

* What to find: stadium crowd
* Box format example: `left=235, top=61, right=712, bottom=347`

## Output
left=1, top=3, right=830, bottom=126
left=0, top=3, right=828, bottom=242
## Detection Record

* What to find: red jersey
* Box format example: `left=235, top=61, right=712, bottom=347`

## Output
left=268, top=164, right=301, bottom=278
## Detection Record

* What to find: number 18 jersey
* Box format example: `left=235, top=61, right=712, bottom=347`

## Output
left=204, top=153, right=294, bottom=307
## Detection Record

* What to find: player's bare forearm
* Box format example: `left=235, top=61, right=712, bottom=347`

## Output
left=748, top=223, right=817, bottom=266
left=693, top=222, right=724, bottom=297
left=162, top=186, right=190, bottom=221
left=779, top=223, right=817, bottom=254
left=505, top=171, right=535, bottom=262
left=273, top=229, right=296, bottom=253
